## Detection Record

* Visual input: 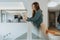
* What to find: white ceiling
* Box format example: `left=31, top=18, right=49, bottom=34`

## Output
left=48, top=0, right=60, bottom=11
left=0, top=2, right=25, bottom=10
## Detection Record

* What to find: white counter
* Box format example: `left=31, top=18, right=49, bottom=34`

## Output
left=0, top=22, right=46, bottom=40
left=0, top=23, right=28, bottom=40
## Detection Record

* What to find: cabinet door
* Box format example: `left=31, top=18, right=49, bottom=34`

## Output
left=48, top=11, right=56, bottom=28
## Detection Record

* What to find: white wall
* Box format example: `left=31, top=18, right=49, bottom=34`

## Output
left=0, top=11, right=1, bottom=23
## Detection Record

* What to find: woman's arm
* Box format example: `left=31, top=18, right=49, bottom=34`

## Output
left=27, top=11, right=43, bottom=22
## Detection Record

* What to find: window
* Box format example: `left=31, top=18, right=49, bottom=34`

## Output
left=0, top=9, right=27, bottom=23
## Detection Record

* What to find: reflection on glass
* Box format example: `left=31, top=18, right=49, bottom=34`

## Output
left=57, top=13, right=60, bottom=30
left=1, top=10, right=27, bottom=23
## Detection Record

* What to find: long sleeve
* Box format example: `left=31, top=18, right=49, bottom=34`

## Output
left=27, top=11, right=43, bottom=22
left=27, top=10, right=43, bottom=28
left=39, top=14, right=43, bottom=24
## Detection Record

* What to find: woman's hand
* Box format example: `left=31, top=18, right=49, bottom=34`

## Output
left=23, top=12, right=27, bottom=22
left=23, top=16, right=27, bottom=22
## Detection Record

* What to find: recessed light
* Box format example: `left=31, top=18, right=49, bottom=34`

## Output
left=48, top=1, right=58, bottom=7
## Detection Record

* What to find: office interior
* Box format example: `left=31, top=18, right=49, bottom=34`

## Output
left=0, top=0, right=60, bottom=40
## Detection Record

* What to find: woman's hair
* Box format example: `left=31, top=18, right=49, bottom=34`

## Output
left=57, top=13, right=60, bottom=24
left=32, top=2, right=40, bottom=18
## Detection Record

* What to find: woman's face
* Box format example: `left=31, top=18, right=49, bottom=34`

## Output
left=32, top=5, right=36, bottom=11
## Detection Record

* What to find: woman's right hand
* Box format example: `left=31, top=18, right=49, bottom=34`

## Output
left=23, top=12, right=27, bottom=22
left=23, top=16, right=27, bottom=22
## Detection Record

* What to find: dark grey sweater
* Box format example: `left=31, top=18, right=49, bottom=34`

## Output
left=27, top=9, right=43, bottom=29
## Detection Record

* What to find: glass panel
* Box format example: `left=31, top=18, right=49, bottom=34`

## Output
left=1, top=10, right=27, bottom=23
left=28, top=22, right=46, bottom=40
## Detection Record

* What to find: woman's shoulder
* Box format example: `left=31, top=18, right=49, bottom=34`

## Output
left=38, top=9, right=42, bottom=12
left=37, top=9, right=42, bottom=15
left=37, top=9, right=42, bottom=14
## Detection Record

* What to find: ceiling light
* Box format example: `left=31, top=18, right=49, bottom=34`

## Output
left=48, top=1, right=58, bottom=7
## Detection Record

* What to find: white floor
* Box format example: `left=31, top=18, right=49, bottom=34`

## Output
left=48, top=33, right=60, bottom=40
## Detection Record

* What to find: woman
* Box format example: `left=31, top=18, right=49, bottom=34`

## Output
left=24, top=2, right=43, bottom=30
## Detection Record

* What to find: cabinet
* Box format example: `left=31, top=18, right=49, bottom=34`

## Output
left=48, top=11, right=56, bottom=28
